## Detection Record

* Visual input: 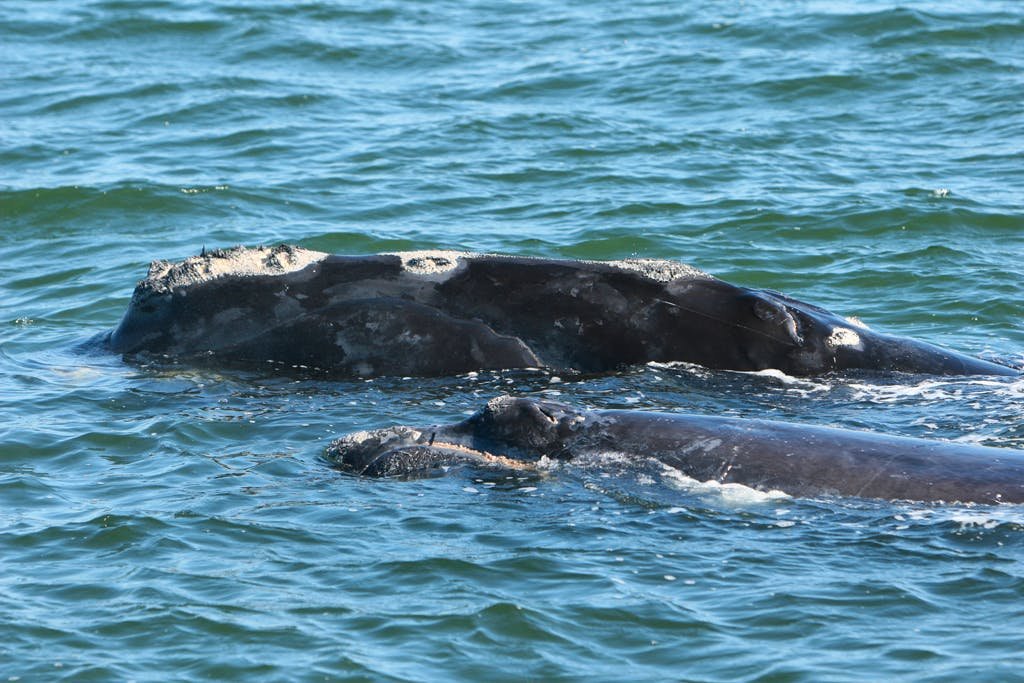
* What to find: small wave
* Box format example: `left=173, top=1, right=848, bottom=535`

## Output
left=60, top=15, right=233, bottom=42
left=32, top=82, right=184, bottom=116
left=872, top=19, right=1024, bottom=50
left=894, top=506, right=1024, bottom=537
left=1, top=183, right=190, bottom=221
left=844, top=376, right=1024, bottom=404
left=229, top=36, right=466, bottom=70
left=736, top=368, right=833, bottom=392
left=752, top=73, right=877, bottom=101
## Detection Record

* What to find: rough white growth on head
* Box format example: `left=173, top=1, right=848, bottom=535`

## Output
left=386, top=250, right=475, bottom=275
left=485, top=395, right=519, bottom=412
left=844, top=316, right=870, bottom=330
left=328, top=426, right=423, bottom=453
left=611, top=258, right=708, bottom=282
left=143, top=245, right=711, bottom=296
left=826, top=326, right=863, bottom=350
left=384, top=250, right=708, bottom=282
left=144, top=245, right=328, bottom=293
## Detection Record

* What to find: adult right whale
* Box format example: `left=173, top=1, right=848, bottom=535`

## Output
left=106, top=246, right=1017, bottom=377
left=327, top=396, right=1024, bottom=504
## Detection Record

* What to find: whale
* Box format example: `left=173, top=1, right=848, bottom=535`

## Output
left=326, top=396, right=1024, bottom=504
left=106, top=244, right=1017, bottom=377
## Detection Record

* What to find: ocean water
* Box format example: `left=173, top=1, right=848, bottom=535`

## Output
left=3, top=0, right=1024, bottom=679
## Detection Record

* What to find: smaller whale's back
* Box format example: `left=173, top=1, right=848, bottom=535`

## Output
left=327, top=397, right=1024, bottom=505
left=586, top=409, right=1024, bottom=504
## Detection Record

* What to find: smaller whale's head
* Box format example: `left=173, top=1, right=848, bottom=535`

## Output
left=325, top=426, right=450, bottom=477
left=325, top=419, right=548, bottom=479
left=326, top=396, right=587, bottom=478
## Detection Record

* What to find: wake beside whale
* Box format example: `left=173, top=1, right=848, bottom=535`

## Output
left=104, top=245, right=1017, bottom=378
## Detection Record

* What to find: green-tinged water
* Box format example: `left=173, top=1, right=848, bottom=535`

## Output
left=2, top=1, right=1024, bottom=680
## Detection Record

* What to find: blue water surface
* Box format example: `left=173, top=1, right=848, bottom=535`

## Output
left=2, top=0, right=1024, bottom=680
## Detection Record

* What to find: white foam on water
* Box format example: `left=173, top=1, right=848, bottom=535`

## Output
left=658, top=464, right=790, bottom=505
left=49, top=366, right=104, bottom=382
left=949, top=513, right=1001, bottom=529
left=845, top=376, right=1024, bottom=404
left=898, top=505, right=1024, bottom=528
left=745, top=368, right=832, bottom=392
left=535, top=456, right=562, bottom=471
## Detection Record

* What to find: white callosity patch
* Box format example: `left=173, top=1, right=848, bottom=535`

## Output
left=826, top=326, right=863, bottom=350
left=611, top=258, right=708, bottom=282
left=141, top=245, right=710, bottom=295
left=387, top=250, right=474, bottom=275
left=485, top=395, right=519, bottom=412
left=385, top=250, right=709, bottom=282
left=328, top=426, right=424, bottom=454
left=143, top=245, right=328, bottom=294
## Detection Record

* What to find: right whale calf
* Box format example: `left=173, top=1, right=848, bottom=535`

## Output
left=327, top=396, right=1024, bottom=504
left=105, top=245, right=1017, bottom=377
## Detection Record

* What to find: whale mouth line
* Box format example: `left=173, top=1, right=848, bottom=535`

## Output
left=355, top=439, right=537, bottom=475
left=425, top=441, right=537, bottom=470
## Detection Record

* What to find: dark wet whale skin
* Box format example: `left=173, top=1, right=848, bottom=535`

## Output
left=107, top=249, right=1018, bottom=377
left=327, top=397, right=1024, bottom=505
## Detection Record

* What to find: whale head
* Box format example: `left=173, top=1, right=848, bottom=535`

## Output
left=325, top=424, right=523, bottom=478
left=325, top=396, right=586, bottom=477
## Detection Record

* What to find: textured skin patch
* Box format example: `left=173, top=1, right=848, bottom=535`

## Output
left=143, top=244, right=327, bottom=294
left=827, top=326, right=863, bottom=350
left=384, top=250, right=708, bottom=282
left=145, top=246, right=709, bottom=290
left=387, top=250, right=471, bottom=276
left=611, top=257, right=708, bottom=282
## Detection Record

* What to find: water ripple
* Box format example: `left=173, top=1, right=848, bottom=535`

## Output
left=3, top=0, right=1024, bottom=679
